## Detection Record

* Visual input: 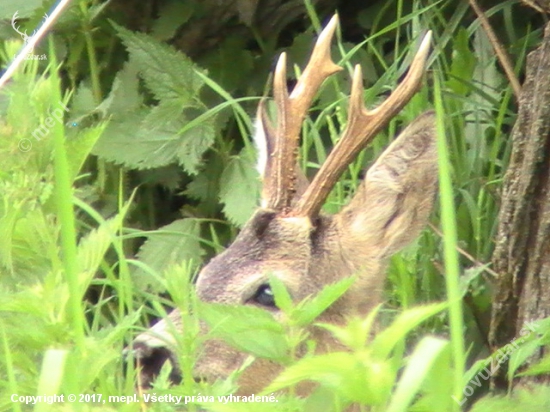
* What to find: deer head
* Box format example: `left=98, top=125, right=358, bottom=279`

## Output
left=129, top=15, right=437, bottom=394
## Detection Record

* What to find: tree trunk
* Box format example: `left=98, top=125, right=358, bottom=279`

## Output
left=489, top=22, right=550, bottom=378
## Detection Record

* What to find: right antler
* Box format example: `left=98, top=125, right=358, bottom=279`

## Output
left=292, top=31, right=432, bottom=218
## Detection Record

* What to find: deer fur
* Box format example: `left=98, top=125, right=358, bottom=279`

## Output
left=130, top=15, right=437, bottom=397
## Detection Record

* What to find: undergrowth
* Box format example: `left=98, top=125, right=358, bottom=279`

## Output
left=0, top=0, right=549, bottom=411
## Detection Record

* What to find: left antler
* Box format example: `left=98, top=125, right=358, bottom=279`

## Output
left=262, top=15, right=342, bottom=212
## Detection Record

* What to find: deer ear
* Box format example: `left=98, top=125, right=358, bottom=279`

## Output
left=337, top=111, right=437, bottom=257
left=254, top=101, right=309, bottom=208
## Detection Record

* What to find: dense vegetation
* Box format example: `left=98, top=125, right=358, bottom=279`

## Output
left=1, top=0, right=549, bottom=411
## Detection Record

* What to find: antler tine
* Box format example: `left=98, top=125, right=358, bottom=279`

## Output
left=293, top=31, right=432, bottom=218
left=264, top=14, right=342, bottom=212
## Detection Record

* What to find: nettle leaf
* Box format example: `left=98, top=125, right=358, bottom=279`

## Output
left=185, top=157, right=222, bottom=204
left=199, top=303, right=290, bottom=363
left=92, top=108, right=215, bottom=173
left=151, top=1, right=194, bottom=41
left=90, top=30, right=217, bottom=173
left=134, top=219, right=204, bottom=291
left=112, top=22, right=203, bottom=103
left=219, top=149, right=260, bottom=227
left=265, top=351, right=393, bottom=405
left=175, top=116, right=217, bottom=174
left=70, top=84, right=97, bottom=118
left=97, top=62, right=142, bottom=115
left=66, top=122, right=107, bottom=182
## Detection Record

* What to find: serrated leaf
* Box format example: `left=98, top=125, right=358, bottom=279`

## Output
left=70, top=84, right=97, bottom=118
left=92, top=110, right=215, bottom=173
left=151, top=2, right=194, bottom=41
left=317, top=307, right=380, bottom=352
left=97, top=63, right=142, bottom=115
left=175, top=117, right=216, bottom=174
left=265, top=351, right=392, bottom=405
left=185, top=158, right=222, bottom=206
left=292, top=276, right=356, bottom=327
left=200, top=303, right=289, bottom=363
left=134, top=219, right=203, bottom=292
left=112, top=22, right=203, bottom=103
left=66, top=122, right=107, bottom=182
left=201, top=36, right=254, bottom=91
left=219, top=149, right=260, bottom=226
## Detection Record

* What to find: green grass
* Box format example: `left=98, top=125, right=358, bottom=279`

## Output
left=0, top=0, right=548, bottom=411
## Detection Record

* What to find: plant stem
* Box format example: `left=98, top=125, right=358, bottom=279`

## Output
left=434, top=73, right=465, bottom=409
left=49, top=38, right=85, bottom=351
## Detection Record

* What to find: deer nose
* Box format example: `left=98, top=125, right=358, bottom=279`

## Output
left=124, top=341, right=182, bottom=388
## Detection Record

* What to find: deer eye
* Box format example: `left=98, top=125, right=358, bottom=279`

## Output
left=252, top=284, right=276, bottom=308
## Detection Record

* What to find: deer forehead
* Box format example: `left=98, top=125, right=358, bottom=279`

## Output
left=195, top=210, right=318, bottom=303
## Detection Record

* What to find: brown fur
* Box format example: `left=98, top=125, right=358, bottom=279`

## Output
left=130, top=111, right=438, bottom=392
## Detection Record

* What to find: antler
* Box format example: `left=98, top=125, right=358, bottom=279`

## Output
left=11, top=12, right=28, bottom=38
left=292, top=31, right=432, bottom=218
left=262, top=15, right=342, bottom=212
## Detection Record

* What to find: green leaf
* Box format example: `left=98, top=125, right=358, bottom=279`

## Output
left=510, top=338, right=544, bottom=379
left=316, top=307, right=380, bottom=352
left=76, top=203, right=130, bottom=295
left=0, top=204, right=19, bottom=273
left=520, top=352, right=550, bottom=377
left=199, top=303, right=289, bottom=363
left=96, top=63, right=142, bottom=115
left=447, top=27, right=476, bottom=96
left=292, top=276, right=356, bottom=327
left=264, top=350, right=393, bottom=405
left=112, top=22, right=204, bottom=103
left=471, top=385, right=550, bottom=412
left=151, top=2, right=194, bottom=41
left=92, top=109, right=216, bottom=173
left=219, top=149, right=260, bottom=226
left=70, top=84, right=97, bottom=118
left=66, top=122, right=107, bottom=182
left=185, top=157, right=222, bottom=206
left=386, top=337, right=450, bottom=412
left=134, top=219, right=204, bottom=291
left=371, top=303, right=446, bottom=358
left=0, top=0, right=43, bottom=19
left=269, top=273, right=293, bottom=314
left=35, top=348, right=68, bottom=409
left=175, top=116, right=217, bottom=174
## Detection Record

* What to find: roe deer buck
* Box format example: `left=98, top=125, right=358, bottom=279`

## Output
left=130, top=14, right=436, bottom=394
